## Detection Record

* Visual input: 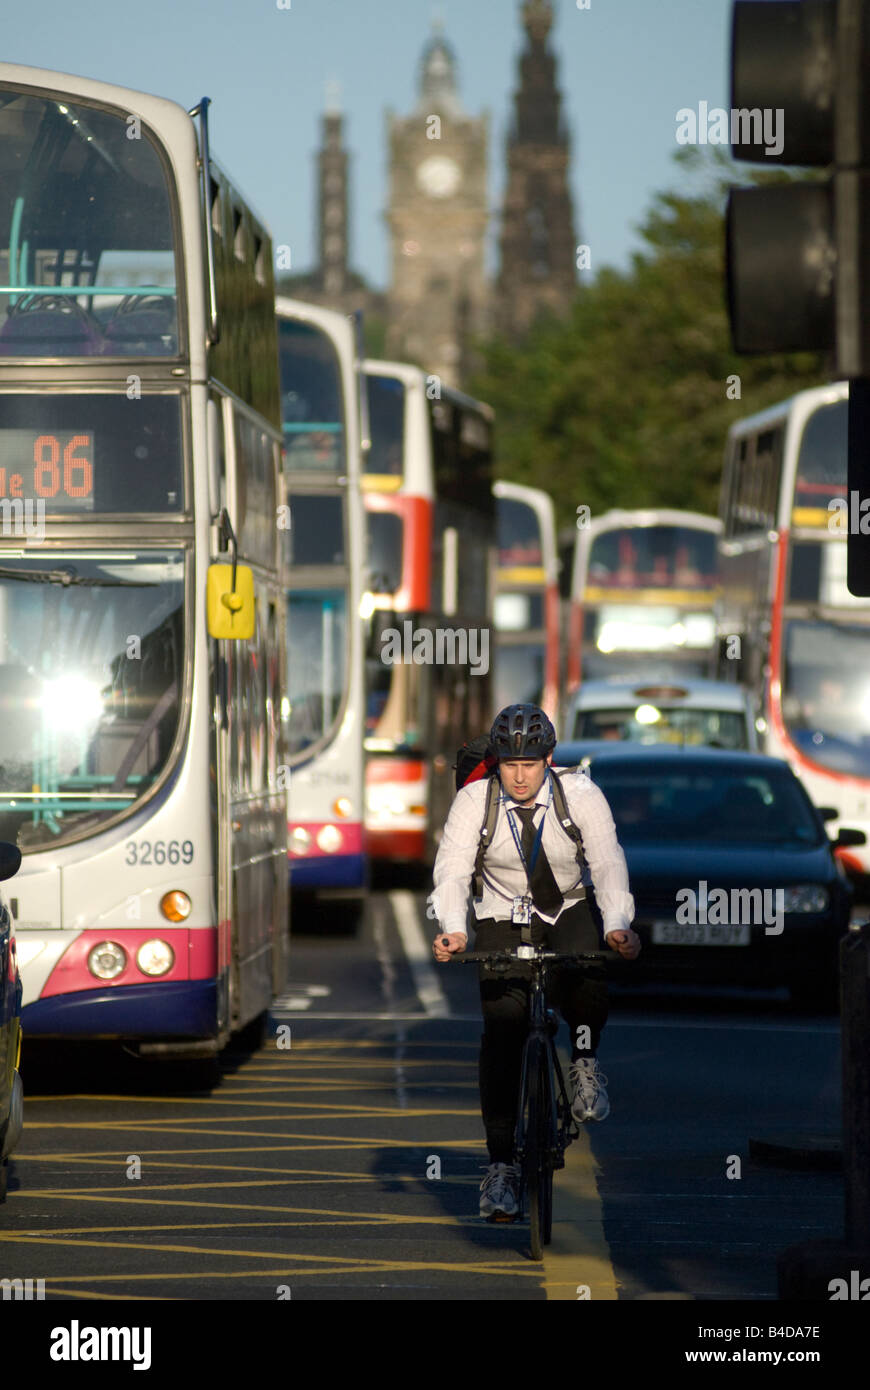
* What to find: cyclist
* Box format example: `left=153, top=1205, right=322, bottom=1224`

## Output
left=429, top=703, right=640, bottom=1222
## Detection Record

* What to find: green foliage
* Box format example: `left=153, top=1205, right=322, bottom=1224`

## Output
left=469, top=147, right=827, bottom=528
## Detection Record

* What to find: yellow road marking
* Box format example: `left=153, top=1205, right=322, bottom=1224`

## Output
left=15, top=1155, right=479, bottom=1181
left=19, top=1126, right=484, bottom=1146
left=0, top=1232, right=534, bottom=1278
left=542, top=1130, right=620, bottom=1302
left=9, top=1186, right=486, bottom=1222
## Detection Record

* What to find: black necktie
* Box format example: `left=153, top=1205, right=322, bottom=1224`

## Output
left=513, top=805, right=564, bottom=915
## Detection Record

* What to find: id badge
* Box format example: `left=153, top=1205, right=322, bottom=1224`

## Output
left=511, top=894, right=532, bottom=926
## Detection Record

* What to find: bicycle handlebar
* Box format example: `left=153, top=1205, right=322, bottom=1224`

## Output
left=455, top=948, right=611, bottom=965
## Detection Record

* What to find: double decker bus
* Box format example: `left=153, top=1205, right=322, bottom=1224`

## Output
left=717, top=381, right=870, bottom=875
left=363, top=361, right=495, bottom=864
left=0, top=64, right=289, bottom=1059
left=567, top=509, right=722, bottom=692
left=492, top=480, right=560, bottom=726
left=276, top=298, right=367, bottom=927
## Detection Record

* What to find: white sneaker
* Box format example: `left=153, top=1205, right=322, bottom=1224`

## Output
left=569, top=1057, right=610, bottom=1122
left=479, top=1162, right=521, bottom=1220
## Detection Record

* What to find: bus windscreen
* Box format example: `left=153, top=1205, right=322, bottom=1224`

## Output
left=586, top=527, right=717, bottom=592
left=278, top=319, right=345, bottom=473
left=0, top=89, right=178, bottom=357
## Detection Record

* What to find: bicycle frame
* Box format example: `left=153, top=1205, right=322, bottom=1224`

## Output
left=513, top=952, right=575, bottom=1190
left=459, top=944, right=608, bottom=1253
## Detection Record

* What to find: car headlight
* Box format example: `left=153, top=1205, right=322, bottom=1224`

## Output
left=781, top=885, right=829, bottom=914
left=136, top=939, right=175, bottom=976
left=87, top=940, right=127, bottom=980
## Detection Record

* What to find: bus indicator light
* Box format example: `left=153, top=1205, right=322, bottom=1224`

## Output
left=159, top=891, right=191, bottom=923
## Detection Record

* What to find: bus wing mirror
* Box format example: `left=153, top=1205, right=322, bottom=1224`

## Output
left=0, top=842, right=21, bottom=882
left=207, top=563, right=255, bottom=640
left=817, top=806, right=839, bottom=823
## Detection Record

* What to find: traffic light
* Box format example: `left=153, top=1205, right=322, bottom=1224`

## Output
left=726, top=0, right=870, bottom=593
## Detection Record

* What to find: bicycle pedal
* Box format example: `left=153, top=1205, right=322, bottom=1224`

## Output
left=486, top=1210, right=520, bottom=1224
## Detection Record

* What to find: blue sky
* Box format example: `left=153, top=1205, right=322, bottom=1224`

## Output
left=6, top=0, right=735, bottom=288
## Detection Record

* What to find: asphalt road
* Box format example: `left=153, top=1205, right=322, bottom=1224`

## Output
left=0, top=888, right=847, bottom=1303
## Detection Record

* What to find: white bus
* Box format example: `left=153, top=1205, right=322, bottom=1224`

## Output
left=0, top=64, right=289, bottom=1061
left=717, top=381, right=870, bottom=876
left=493, top=480, right=560, bottom=729
left=568, top=508, right=722, bottom=691
left=277, top=298, right=367, bottom=927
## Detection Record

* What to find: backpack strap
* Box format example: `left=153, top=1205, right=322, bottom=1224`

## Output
left=471, top=768, right=589, bottom=901
left=472, top=773, right=501, bottom=899
left=549, top=767, right=588, bottom=885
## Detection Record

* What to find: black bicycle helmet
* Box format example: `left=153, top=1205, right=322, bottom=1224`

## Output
left=489, top=703, right=556, bottom=759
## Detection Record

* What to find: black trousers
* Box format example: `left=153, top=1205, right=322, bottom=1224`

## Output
left=475, top=898, right=608, bottom=1165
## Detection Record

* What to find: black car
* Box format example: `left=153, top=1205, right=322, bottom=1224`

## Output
left=552, top=743, right=864, bottom=1008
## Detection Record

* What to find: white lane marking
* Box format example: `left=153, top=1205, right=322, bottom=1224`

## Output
left=389, top=889, right=451, bottom=1019
left=372, top=907, right=409, bottom=1107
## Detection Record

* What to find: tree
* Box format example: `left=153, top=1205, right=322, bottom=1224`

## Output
left=470, top=147, right=827, bottom=527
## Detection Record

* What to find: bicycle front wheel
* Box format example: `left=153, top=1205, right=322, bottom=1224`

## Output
left=524, top=1038, right=554, bottom=1262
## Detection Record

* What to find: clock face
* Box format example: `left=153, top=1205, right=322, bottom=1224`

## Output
left=416, top=155, right=461, bottom=199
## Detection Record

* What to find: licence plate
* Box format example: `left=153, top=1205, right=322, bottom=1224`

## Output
left=651, top=921, right=751, bottom=946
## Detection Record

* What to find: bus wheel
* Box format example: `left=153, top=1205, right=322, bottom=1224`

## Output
left=231, top=1011, right=268, bottom=1054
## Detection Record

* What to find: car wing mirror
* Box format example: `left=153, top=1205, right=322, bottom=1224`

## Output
left=835, top=827, right=867, bottom=848
left=817, top=806, right=839, bottom=823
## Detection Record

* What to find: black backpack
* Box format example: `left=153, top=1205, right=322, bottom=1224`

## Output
left=453, top=739, right=588, bottom=899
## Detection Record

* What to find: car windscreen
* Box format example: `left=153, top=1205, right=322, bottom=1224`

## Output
left=590, top=764, right=824, bottom=846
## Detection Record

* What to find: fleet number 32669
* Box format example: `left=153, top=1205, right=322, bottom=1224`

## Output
left=125, top=839, right=194, bottom=866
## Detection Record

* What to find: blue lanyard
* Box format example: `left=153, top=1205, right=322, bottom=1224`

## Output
left=505, top=777, right=551, bottom=883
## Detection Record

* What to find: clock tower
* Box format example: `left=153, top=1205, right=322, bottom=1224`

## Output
left=385, top=24, right=489, bottom=388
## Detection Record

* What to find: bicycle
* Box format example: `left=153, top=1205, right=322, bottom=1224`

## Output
left=457, top=944, right=610, bottom=1261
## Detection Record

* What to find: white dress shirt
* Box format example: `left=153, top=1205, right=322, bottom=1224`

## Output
left=428, top=768, right=635, bottom=943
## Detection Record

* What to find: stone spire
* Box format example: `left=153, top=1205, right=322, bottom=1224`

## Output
left=415, top=24, right=464, bottom=118
left=317, top=83, right=349, bottom=298
left=496, top=0, right=578, bottom=337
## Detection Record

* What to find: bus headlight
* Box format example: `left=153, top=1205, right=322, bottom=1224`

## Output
left=289, top=827, right=312, bottom=855
left=87, top=941, right=127, bottom=980
left=160, top=891, right=191, bottom=923
left=316, top=825, right=343, bottom=853
left=782, top=885, right=829, bottom=914
left=137, top=939, right=175, bottom=976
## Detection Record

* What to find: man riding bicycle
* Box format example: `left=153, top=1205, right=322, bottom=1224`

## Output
left=429, top=703, right=640, bottom=1221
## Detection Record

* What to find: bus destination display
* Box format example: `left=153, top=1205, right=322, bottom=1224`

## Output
left=0, top=429, right=95, bottom=511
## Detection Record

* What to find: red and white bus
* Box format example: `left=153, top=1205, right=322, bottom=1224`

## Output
left=717, top=381, right=870, bottom=875
left=493, top=480, right=560, bottom=727
left=363, top=360, right=495, bottom=864
left=0, top=65, right=289, bottom=1058
left=568, top=508, right=722, bottom=693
